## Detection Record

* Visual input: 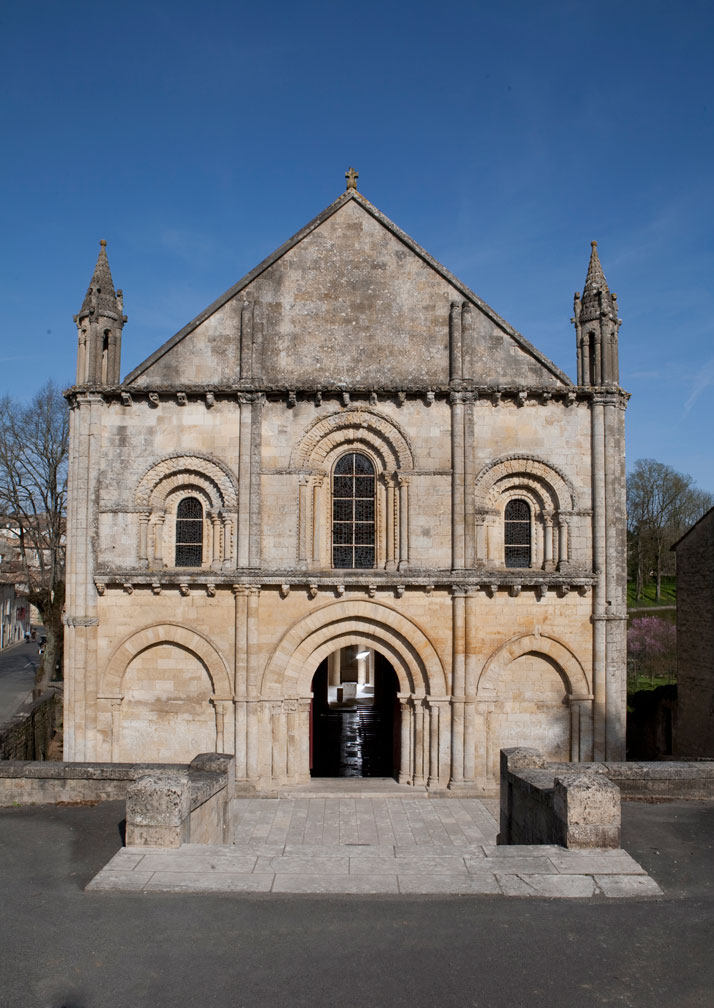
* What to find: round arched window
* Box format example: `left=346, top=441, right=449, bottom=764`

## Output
left=504, top=498, right=531, bottom=568
left=332, top=453, right=375, bottom=569
left=175, top=497, right=203, bottom=567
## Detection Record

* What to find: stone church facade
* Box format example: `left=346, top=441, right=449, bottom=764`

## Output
left=63, top=176, right=628, bottom=792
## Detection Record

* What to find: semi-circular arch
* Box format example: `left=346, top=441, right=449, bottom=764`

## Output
left=261, top=599, right=446, bottom=699
left=476, top=632, right=591, bottom=700
left=99, top=622, right=234, bottom=700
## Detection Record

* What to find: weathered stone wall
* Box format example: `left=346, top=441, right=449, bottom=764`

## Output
left=675, top=509, right=714, bottom=757
left=0, top=689, right=62, bottom=762
left=63, top=189, right=629, bottom=791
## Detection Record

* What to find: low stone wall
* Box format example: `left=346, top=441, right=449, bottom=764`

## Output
left=498, top=748, right=621, bottom=849
left=0, top=688, right=62, bottom=761
left=125, top=754, right=235, bottom=847
left=0, top=759, right=187, bottom=806
left=499, top=749, right=714, bottom=848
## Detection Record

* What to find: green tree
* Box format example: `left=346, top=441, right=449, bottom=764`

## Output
left=627, top=459, right=713, bottom=602
left=0, top=382, right=68, bottom=692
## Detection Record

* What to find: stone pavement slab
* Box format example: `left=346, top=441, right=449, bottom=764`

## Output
left=87, top=796, right=662, bottom=898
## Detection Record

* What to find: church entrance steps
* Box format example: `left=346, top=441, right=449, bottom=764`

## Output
left=273, top=778, right=428, bottom=798
left=87, top=797, right=661, bottom=897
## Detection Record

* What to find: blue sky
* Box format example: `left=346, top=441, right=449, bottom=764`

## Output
left=2, top=0, right=713, bottom=491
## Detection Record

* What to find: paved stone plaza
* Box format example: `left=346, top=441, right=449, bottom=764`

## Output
left=88, top=795, right=660, bottom=896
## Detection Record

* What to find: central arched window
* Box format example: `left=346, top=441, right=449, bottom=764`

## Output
left=175, top=496, right=203, bottom=567
left=504, top=498, right=531, bottom=568
left=332, top=452, right=375, bottom=568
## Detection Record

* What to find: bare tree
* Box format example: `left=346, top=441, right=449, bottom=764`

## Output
left=0, top=382, right=68, bottom=692
left=627, top=459, right=713, bottom=602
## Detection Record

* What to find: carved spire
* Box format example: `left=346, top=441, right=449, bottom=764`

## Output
left=573, top=242, right=621, bottom=388
left=78, top=240, right=123, bottom=321
left=74, top=240, right=126, bottom=386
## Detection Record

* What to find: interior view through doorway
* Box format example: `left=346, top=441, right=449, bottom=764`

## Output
left=310, top=646, right=400, bottom=778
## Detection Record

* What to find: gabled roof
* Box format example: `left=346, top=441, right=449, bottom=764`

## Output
left=671, top=504, right=714, bottom=551
left=125, top=188, right=573, bottom=386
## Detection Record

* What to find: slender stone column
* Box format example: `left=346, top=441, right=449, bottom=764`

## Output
left=461, top=302, right=473, bottom=379
left=463, top=395, right=476, bottom=568
left=543, top=513, right=554, bottom=571
left=138, top=512, right=150, bottom=565
left=110, top=699, right=122, bottom=762
left=451, top=393, right=465, bottom=569
left=311, top=477, right=324, bottom=564
left=285, top=700, right=298, bottom=780
left=383, top=473, right=396, bottom=570
left=427, top=702, right=440, bottom=789
left=212, top=700, right=225, bottom=753
left=398, top=697, right=412, bottom=784
left=237, top=396, right=252, bottom=567
left=463, top=587, right=478, bottom=782
left=413, top=699, right=425, bottom=786
left=222, top=516, right=233, bottom=567
left=218, top=700, right=235, bottom=756
left=558, top=514, right=569, bottom=568
left=233, top=585, right=249, bottom=778
left=298, top=476, right=309, bottom=567
left=591, top=399, right=607, bottom=759
left=397, top=475, right=409, bottom=570
left=297, top=699, right=312, bottom=783
left=152, top=513, right=165, bottom=565
left=271, top=702, right=286, bottom=782
left=449, top=301, right=462, bottom=381
left=246, top=586, right=261, bottom=780
left=450, top=588, right=466, bottom=785
left=211, top=514, right=222, bottom=563
left=248, top=395, right=263, bottom=568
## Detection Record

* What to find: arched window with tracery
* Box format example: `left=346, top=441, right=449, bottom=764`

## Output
left=175, top=497, right=203, bottom=567
left=504, top=498, right=531, bottom=568
left=332, top=452, right=375, bottom=568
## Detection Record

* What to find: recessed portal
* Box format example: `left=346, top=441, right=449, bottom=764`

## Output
left=310, top=646, right=400, bottom=778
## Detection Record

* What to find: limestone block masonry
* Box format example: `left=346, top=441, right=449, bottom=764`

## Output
left=63, top=181, right=629, bottom=793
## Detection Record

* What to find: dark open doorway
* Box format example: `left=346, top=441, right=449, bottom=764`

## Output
left=310, top=647, right=400, bottom=778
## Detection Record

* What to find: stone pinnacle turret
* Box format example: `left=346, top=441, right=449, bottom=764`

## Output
left=573, top=242, right=621, bottom=387
left=74, top=240, right=126, bottom=386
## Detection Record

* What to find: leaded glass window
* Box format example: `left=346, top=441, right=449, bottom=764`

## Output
left=175, top=497, right=203, bottom=567
left=332, top=452, right=375, bottom=568
left=504, top=498, right=531, bottom=568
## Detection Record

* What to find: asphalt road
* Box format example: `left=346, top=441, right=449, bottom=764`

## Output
left=0, top=638, right=39, bottom=724
left=0, top=799, right=712, bottom=1008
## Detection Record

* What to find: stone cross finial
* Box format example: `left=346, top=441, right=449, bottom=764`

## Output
left=345, top=166, right=359, bottom=190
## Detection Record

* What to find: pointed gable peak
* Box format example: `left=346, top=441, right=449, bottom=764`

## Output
left=79, top=239, right=121, bottom=319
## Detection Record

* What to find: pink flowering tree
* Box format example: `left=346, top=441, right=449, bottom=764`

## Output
left=627, top=616, right=677, bottom=687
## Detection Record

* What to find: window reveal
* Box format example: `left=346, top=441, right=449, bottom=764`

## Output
left=332, top=452, right=375, bottom=569
left=504, top=498, right=531, bottom=568
left=175, top=496, right=203, bottom=567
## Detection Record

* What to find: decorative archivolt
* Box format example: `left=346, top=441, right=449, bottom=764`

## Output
left=474, top=455, right=576, bottom=513
left=135, top=453, right=238, bottom=511
left=476, top=632, right=591, bottom=700
left=261, top=599, right=447, bottom=699
left=99, top=622, right=234, bottom=701
left=292, top=408, right=415, bottom=473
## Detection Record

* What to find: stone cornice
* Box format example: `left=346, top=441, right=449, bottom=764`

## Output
left=64, top=384, right=629, bottom=408
left=94, top=570, right=596, bottom=597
